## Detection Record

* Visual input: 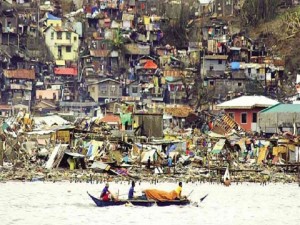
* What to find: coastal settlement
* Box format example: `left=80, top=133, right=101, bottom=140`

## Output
left=0, top=0, right=300, bottom=185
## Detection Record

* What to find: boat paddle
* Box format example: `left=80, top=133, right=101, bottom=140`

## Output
left=200, top=194, right=208, bottom=202
left=192, top=194, right=208, bottom=207
left=186, top=190, right=194, bottom=198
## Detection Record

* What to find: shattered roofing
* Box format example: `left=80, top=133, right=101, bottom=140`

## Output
left=164, top=106, right=193, bottom=118
left=3, top=69, right=35, bottom=80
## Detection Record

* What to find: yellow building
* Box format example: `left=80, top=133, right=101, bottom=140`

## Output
left=45, top=13, right=62, bottom=27
left=44, top=25, right=79, bottom=65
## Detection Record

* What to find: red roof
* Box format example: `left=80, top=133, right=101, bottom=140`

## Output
left=54, top=67, right=78, bottom=76
left=100, top=114, right=120, bottom=124
left=3, top=69, right=35, bottom=80
left=143, top=60, right=158, bottom=69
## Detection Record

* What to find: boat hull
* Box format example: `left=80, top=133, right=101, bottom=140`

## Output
left=87, top=192, right=190, bottom=207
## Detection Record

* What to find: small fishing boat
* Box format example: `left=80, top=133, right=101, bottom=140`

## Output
left=87, top=192, right=191, bottom=207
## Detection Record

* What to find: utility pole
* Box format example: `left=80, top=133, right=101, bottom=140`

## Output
left=264, top=63, right=268, bottom=96
left=37, top=0, right=40, bottom=38
left=298, top=147, right=300, bottom=187
left=0, top=140, right=3, bottom=166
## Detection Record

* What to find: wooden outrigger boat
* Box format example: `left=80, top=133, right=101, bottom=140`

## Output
left=87, top=192, right=191, bottom=207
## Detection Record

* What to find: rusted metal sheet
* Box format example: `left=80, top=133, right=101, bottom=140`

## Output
left=3, top=69, right=35, bottom=80
left=90, top=49, right=110, bottom=57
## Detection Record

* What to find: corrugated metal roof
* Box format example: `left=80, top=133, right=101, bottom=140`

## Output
left=100, top=114, right=120, bottom=124
left=34, top=115, right=70, bottom=127
left=124, top=44, right=150, bottom=55
left=217, top=96, right=279, bottom=109
left=199, top=0, right=212, bottom=4
left=52, top=26, right=74, bottom=32
left=54, top=67, right=77, bottom=76
left=90, top=49, right=110, bottom=57
left=261, top=103, right=300, bottom=113
left=3, top=69, right=35, bottom=80
left=59, top=101, right=98, bottom=107
left=163, top=70, right=185, bottom=77
left=204, top=55, right=228, bottom=60
left=0, top=104, right=11, bottom=110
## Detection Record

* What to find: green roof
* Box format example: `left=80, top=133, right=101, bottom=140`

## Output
left=260, top=103, right=300, bottom=113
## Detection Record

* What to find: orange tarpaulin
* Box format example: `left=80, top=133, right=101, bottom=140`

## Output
left=144, top=189, right=178, bottom=201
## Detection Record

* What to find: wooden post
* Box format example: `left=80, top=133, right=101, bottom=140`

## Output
left=298, top=146, right=300, bottom=187
left=173, top=153, right=176, bottom=175
left=298, top=163, right=300, bottom=187
left=0, top=140, right=3, bottom=166
left=140, top=141, right=142, bottom=171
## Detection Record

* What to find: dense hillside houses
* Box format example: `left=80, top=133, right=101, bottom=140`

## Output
left=0, top=0, right=295, bottom=131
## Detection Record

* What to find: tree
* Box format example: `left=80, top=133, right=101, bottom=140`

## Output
left=193, top=80, right=215, bottom=111
left=160, top=1, right=193, bottom=48
left=180, top=70, right=196, bottom=103
left=105, top=28, right=129, bottom=76
left=241, top=0, right=280, bottom=26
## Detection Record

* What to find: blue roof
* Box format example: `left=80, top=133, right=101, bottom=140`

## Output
left=47, top=13, right=61, bottom=21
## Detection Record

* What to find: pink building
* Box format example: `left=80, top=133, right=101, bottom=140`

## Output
left=216, top=96, right=278, bottom=131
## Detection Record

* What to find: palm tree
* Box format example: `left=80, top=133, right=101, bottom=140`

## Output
left=109, top=27, right=127, bottom=73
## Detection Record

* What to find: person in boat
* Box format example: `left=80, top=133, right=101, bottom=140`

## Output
left=147, top=156, right=151, bottom=169
left=128, top=180, right=136, bottom=199
left=167, top=156, right=172, bottom=174
left=174, top=182, right=185, bottom=200
left=100, top=183, right=112, bottom=201
left=224, top=177, right=231, bottom=187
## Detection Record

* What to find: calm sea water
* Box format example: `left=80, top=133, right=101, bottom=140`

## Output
left=0, top=181, right=299, bottom=225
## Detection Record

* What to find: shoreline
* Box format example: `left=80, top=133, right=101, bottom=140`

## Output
left=0, top=167, right=298, bottom=185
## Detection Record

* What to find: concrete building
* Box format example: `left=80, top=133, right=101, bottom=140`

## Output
left=44, top=25, right=79, bottom=65
left=216, top=95, right=279, bottom=131
left=258, top=103, right=300, bottom=135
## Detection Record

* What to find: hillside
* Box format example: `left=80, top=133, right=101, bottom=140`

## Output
left=247, top=6, right=300, bottom=74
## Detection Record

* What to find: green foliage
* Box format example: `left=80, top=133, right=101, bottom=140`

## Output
left=111, top=28, right=124, bottom=50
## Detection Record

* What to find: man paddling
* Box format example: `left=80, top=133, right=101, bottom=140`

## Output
left=174, top=182, right=186, bottom=200
left=128, top=181, right=136, bottom=199
left=100, top=183, right=112, bottom=201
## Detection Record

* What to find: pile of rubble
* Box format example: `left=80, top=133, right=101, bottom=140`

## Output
left=0, top=114, right=299, bottom=185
